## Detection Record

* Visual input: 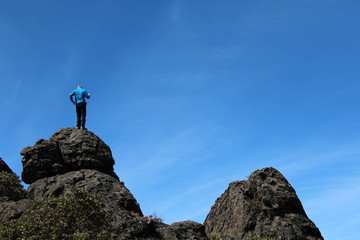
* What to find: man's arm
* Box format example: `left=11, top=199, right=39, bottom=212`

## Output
left=86, top=91, right=91, bottom=99
left=69, top=93, right=76, bottom=105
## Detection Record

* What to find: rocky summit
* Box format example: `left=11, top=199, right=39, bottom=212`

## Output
left=0, top=128, right=323, bottom=239
left=204, top=167, right=323, bottom=240
left=20, top=128, right=117, bottom=184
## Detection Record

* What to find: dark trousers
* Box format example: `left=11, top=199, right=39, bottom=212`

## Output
left=76, top=102, right=87, bottom=128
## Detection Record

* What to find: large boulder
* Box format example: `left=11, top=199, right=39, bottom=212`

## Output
left=204, top=167, right=323, bottom=240
left=27, top=169, right=142, bottom=215
left=21, top=128, right=117, bottom=184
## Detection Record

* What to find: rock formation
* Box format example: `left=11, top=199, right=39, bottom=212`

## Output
left=1, top=128, right=323, bottom=239
left=20, top=128, right=118, bottom=184
left=1, top=128, right=208, bottom=239
left=204, top=167, right=323, bottom=240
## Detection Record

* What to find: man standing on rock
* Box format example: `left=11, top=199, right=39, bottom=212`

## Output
left=70, top=85, right=91, bottom=130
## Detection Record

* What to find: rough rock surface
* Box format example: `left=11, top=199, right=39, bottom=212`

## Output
left=204, top=167, right=323, bottom=240
left=25, top=170, right=167, bottom=239
left=0, top=158, right=14, bottom=174
left=0, top=199, right=32, bottom=224
left=21, top=128, right=117, bottom=184
left=27, top=169, right=142, bottom=214
left=157, top=221, right=208, bottom=240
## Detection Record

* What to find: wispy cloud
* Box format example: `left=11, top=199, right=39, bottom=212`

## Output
left=0, top=72, right=25, bottom=131
left=302, top=174, right=360, bottom=240
left=185, top=178, right=228, bottom=195
left=270, top=140, right=360, bottom=177
left=304, top=174, right=360, bottom=211
left=115, top=125, right=218, bottom=184
left=148, top=177, right=229, bottom=223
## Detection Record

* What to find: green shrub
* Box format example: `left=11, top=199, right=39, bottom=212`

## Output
left=208, top=232, right=222, bottom=240
left=0, top=171, right=26, bottom=201
left=0, top=188, right=111, bottom=240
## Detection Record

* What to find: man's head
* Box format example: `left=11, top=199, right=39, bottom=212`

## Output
left=77, top=85, right=83, bottom=88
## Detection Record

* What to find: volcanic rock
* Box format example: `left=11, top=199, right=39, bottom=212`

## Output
left=204, top=167, right=323, bottom=240
left=20, top=128, right=117, bottom=184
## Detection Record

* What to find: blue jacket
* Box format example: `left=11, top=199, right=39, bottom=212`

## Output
left=70, top=87, right=90, bottom=104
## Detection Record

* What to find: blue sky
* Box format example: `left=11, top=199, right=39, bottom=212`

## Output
left=1, top=1, right=360, bottom=239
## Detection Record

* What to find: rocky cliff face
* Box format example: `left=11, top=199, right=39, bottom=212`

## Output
left=0, top=128, right=323, bottom=239
left=204, top=167, right=323, bottom=240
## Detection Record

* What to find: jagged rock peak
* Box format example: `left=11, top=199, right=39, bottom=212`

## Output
left=0, top=157, right=14, bottom=174
left=204, top=167, right=323, bottom=240
left=21, top=128, right=117, bottom=184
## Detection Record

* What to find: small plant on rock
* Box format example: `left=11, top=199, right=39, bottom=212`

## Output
left=144, top=212, right=164, bottom=223
left=208, top=232, right=222, bottom=240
